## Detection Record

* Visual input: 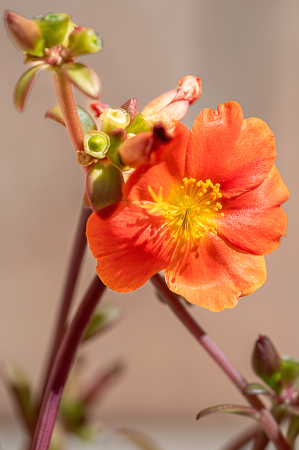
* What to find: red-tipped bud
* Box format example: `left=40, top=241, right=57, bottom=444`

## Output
left=5, top=11, right=43, bottom=55
left=90, top=102, right=109, bottom=117
left=141, top=75, right=202, bottom=130
left=252, top=335, right=281, bottom=386
left=120, top=98, right=138, bottom=124
left=118, top=125, right=171, bottom=169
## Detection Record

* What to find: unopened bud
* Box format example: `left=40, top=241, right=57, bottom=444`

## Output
left=33, top=13, right=71, bottom=48
left=67, top=26, right=102, bottom=57
left=252, top=335, right=281, bottom=386
left=90, top=102, right=109, bottom=117
left=5, top=11, right=44, bottom=56
left=100, top=107, right=130, bottom=134
left=141, top=75, right=202, bottom=130
left=83, top=130, right=110, bottom=159
left=120, top=98, right=138, bottom=124
left=86, top=161, right=124, bottom=211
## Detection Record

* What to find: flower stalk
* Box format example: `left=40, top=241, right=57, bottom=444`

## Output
left=151, top=274, right=291, bottom=450
left=31, top=275, right=106, bottom=450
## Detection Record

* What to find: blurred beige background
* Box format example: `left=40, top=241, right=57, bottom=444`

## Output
left=1, top=0, right=299, bottom=445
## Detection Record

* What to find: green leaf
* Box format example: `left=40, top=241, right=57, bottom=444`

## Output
left=196, top=404, right=260, bottom=421
left=45, top=105, right=96, bottom=133
left=83, top=304, right=123, bottom=341
left=1, top=361, right=35, bottom=427
left=14, top=64, right=46, bottom=112
left=288, top=415, right=299, bottom=446
left=117, top=428, right=164, bottom=450
left=243, top=383, right=273, bottom=397
left=280, top=355, right=299, bottom=384
left=126, top=113, right=151, bottom=134
left=62, top=62, right=101, bottom=99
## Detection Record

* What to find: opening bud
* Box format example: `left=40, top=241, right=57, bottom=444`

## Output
left=252, top=335, right=281, bottom=389
left=5, top=11, right=44, bottom=56
left=100, top=107, right=130, bottom=134
left=33, top=13, right=71, bottom=48
left=83, top=130, right=110, bottom=159
left=90, top=102, right=109, bottom=118
left=86, top=161, right=124, bottom=211
left=141, top=75, right=202, bottom=130
left=67, top=27, right=102, bottom=57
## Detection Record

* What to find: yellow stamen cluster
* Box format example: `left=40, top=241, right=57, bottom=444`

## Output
left=144, top=178, right=224, bottom=243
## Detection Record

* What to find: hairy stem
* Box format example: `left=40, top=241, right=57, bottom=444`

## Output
left=39, top=205, right=92, bottom=405
left=151, top=274, right=291, bottom=450
left=31, top=275, right=106, bottom=450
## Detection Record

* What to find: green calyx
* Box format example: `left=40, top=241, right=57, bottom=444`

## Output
left=67, top=27, right=102, bottom=57
left=33, top=12, right=71, bottom=48
left=100, top=107, right=130, bottom=134
left=86, top=161, right=124, bottom=211
left=126, top=113, right=151, bottom=134
left=83, top=131, right=110, bottom=158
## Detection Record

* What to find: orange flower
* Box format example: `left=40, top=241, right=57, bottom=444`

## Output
left=86, top=102, right=289, bottom=312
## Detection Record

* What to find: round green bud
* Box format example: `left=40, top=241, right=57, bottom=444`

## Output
left=33, top=13, right=71, bottom=48
left=86, top=161, right=124, bottom=211
left=100, top=107, right=130, bottom=134
left=67, top=27, right=102, bottom=57
left=83, top=130, right=110, bottom=159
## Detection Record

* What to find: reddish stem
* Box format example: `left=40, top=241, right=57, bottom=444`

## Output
left=39, top=205, right=92, bottom=405
left=151, top=274, right=291, bottom=450
left=31, top=275, right=106, bottom=450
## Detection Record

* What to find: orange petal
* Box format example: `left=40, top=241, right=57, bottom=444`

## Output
left=124, top=161, right=180, bottom=202
left=87, top=202, right=176, bottom=292
left=165, top=234, right=266, bottom=312
left=217, top=166, right=289, bottom=255
left=186, top=102, right=276, bottom=197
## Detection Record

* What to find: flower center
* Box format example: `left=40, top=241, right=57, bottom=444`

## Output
left=145, top=178, right=224, bottom=242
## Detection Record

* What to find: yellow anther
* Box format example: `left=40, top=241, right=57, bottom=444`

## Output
left=213, top=207, right=218, bottom=211
left=183, top=195, right=190, bottom=201
left=205, top=201, right=211, bottom=205
left=220, top=212, right=225, bottom=217
left=217, top=193, right=222, bottom=198
left=203, top=188, right=207, bottom=194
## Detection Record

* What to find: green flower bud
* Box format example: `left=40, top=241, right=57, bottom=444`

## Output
left=5, top=11, right=44, bottom=56
left=83, top=130, right=110, bottom=159
left=107, top=129, right=128, bottom=170
left=86, top=161, right=124, bottom=211
left=280, top=356, right=299, bottom=385
left=252, top=335, right=281, bottom=389
left=33, top=13, right=71, bottom=48
left=67, top=26, right=102, bottom=57
left=100, top=107, right=130, bottom=134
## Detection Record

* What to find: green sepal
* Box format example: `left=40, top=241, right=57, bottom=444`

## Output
left=83, top=304, right=123, bottom=341
left=67, top=27, right=102, bottom=57
left=107, top=146, right=128, bottom=171
left=117, top=428, right=164, bottom=450
left=33, top=13, right=71, bottom=48
left=279, top=356, right=299, bottom=385
left=14, top=64, right=46, bottom=112
left=73, top=423, right=98, bottom=441
left=126, top=113, right=151, bottom=134
left=62, top=62, right=101, bottom=99
left=45, top=105, right=96, bottom=133
left=86, top=161, right=124, bottom=211
left=196, top=404, right=260, bottom=421
left=1, top=361, right=36, bottom=427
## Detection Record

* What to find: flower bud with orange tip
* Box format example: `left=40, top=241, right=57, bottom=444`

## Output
left=5, top=11, right=44, bottom=56
left=86, top=161, right=124, bottom=212
left=141, top=75, right=202, bottom=130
